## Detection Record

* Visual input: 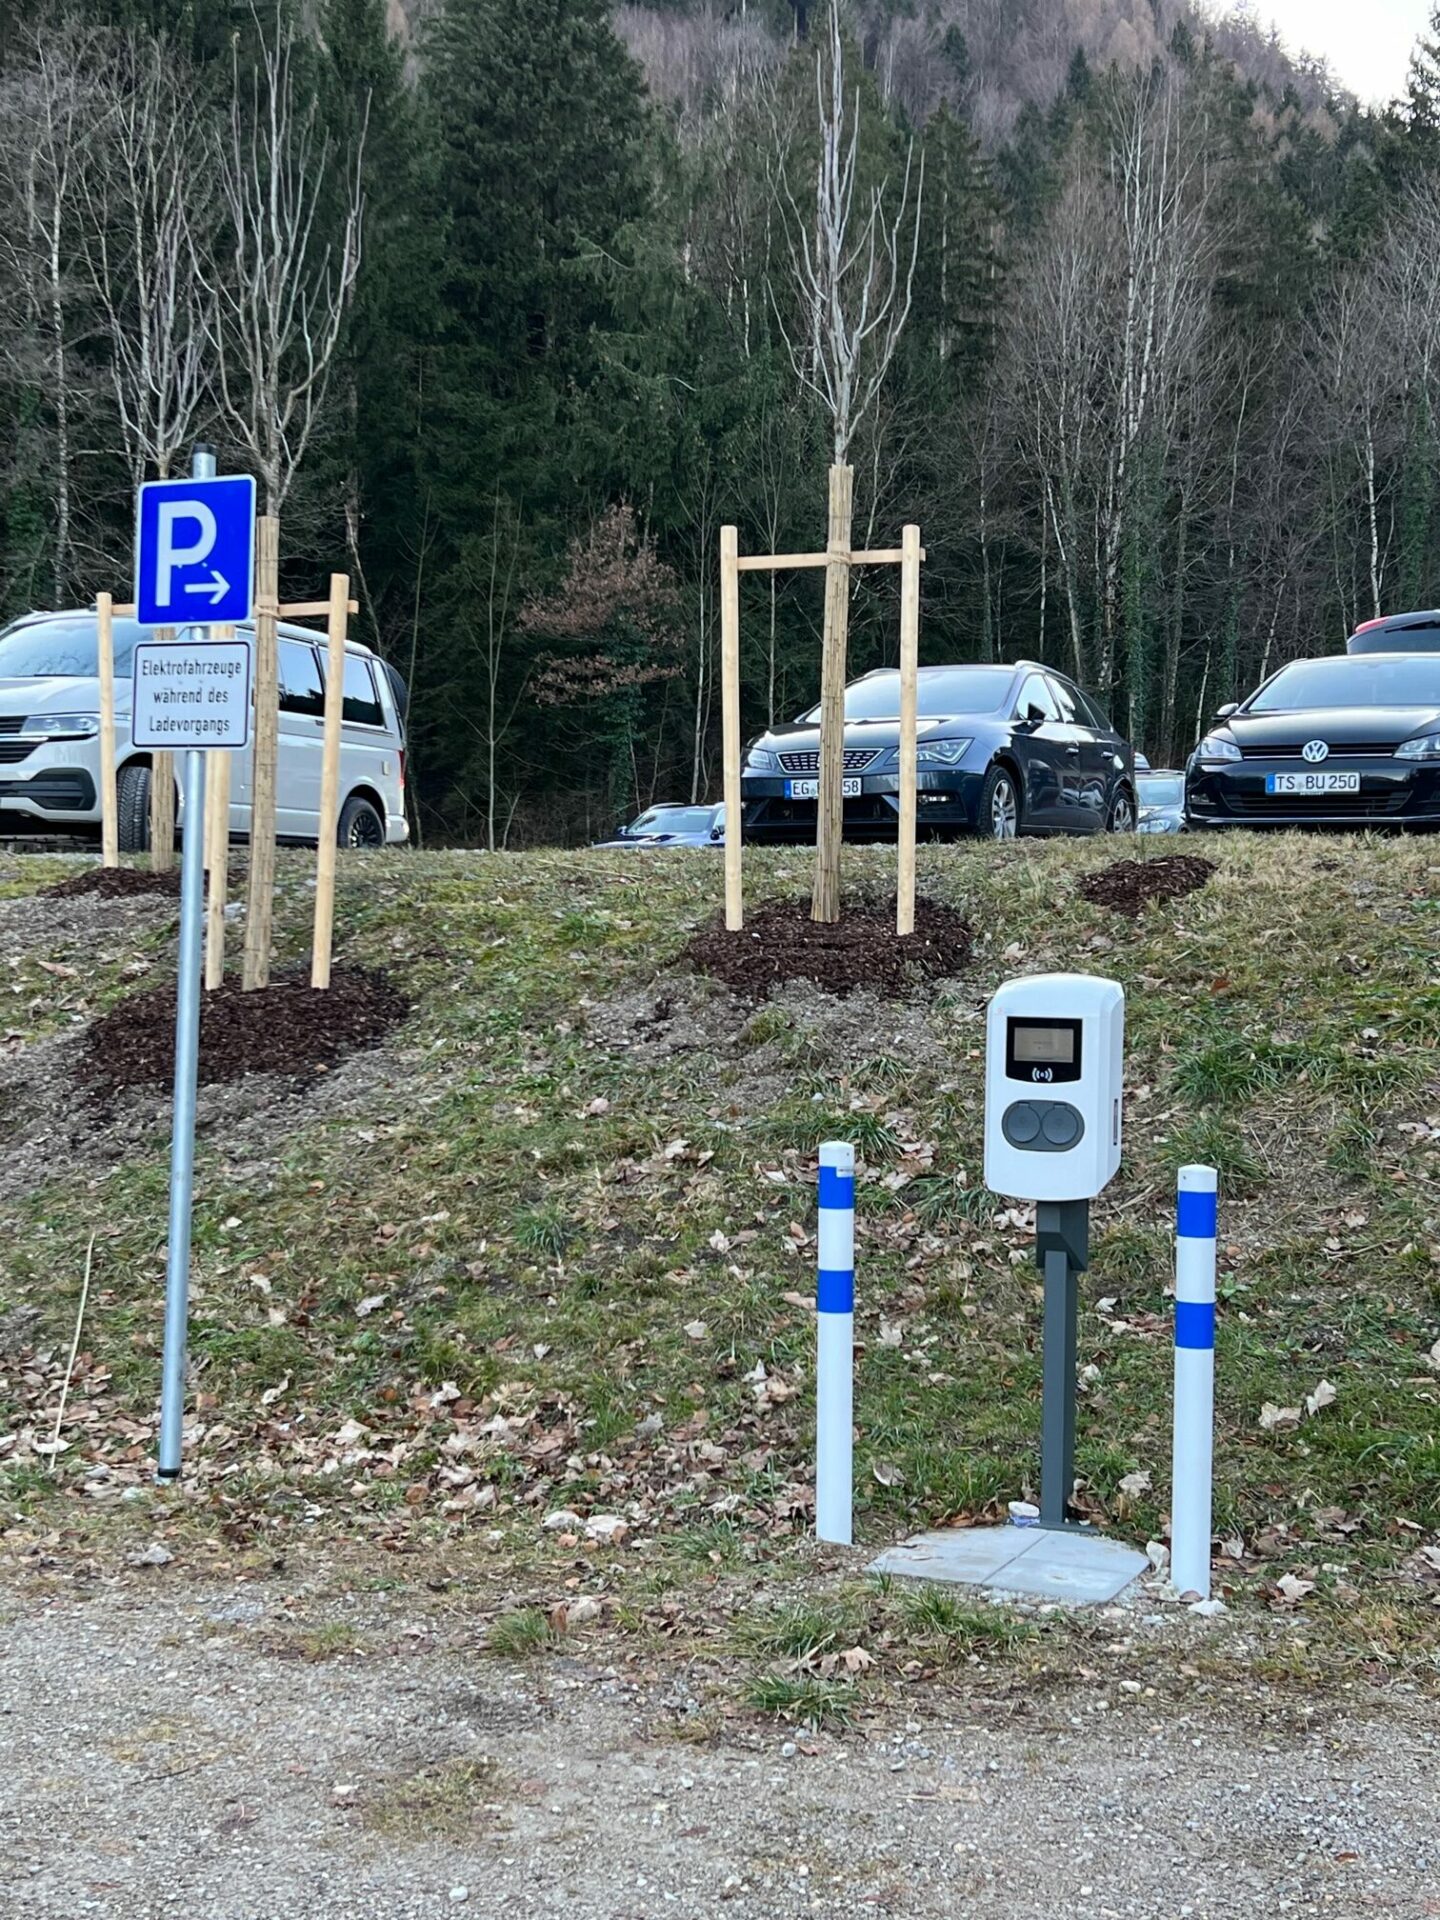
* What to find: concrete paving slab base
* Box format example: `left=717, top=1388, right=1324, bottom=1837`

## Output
left=868, top=1524, right=1149, bottom=1606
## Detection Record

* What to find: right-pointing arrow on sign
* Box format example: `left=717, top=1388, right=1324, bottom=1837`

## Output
left=183, top=568, right=230, bottom=605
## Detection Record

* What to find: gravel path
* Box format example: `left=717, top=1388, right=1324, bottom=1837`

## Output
left=2, top=1577, right=1437, bottom=1920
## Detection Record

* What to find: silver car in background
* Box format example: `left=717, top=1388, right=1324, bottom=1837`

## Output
left=0, top=609, right=410, bottom=850
left=1136, top=769, right=1187, bottom=834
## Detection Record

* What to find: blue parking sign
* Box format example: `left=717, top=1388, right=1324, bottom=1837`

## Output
left=135, top=474, right=256, bottom=627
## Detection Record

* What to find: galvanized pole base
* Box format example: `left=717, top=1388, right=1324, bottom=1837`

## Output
left=157, top=747, right=207, bottom=1478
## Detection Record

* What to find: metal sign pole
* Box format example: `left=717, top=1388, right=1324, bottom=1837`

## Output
left=157, top=444, right=216, bottom=1480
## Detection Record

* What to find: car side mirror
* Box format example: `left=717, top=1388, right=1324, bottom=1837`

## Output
left=1215, top=702, right=1239, bottom=720
left=1022, top=703, right=1046, bottom=727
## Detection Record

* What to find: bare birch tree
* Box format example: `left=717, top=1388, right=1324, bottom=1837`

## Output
left=771, top=0, right=923, bottom=922
left=208, top=3, right=367, bottom=991
left=80, top=33, right=216, bottom=488
left=0, top=23, right=100, bottom=604
left=210, top=7, right=366, bottom=515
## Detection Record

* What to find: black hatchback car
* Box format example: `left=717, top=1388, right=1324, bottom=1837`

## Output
left=1185, top=652, right=1440, bottom=829
left=741, top=662, right=1137, bottom=843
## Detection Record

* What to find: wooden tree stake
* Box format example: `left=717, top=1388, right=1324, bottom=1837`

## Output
left=311, top=572, right=350, bottom=989
left=149, top=625, right=176, bottom=872
left=204, top=623, right=234, bottom=991
left=204, top=751, right=230, bottom=989
left=242, top=515, right=280, bottom=991
left=812, top=463, right=854, bottom=925
left=96, top=593, right=119, bottom=868
left=720, top=527, right=743, bottom=932
left=896, top=524, right=921, bottom=937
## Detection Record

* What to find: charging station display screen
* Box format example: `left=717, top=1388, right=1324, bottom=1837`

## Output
left=1007, top=1017, right=1083, bottom=1083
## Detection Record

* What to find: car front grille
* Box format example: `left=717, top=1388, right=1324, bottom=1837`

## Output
left=1237, top=743, right=1398, bottom=759
left=0, top=741, right=33, bottom=764
left=778, top=748, right=883, bottom=775
left=0, top=716, right=24, bottom=736
left=1231, top=792, right=1407, bottom=816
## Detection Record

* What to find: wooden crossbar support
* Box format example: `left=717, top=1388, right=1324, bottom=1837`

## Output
left=719, top=512, right=924, bottom=937
left=735, top=548, right=926, bottom=572
left=107, top=598, right=357, bottom=619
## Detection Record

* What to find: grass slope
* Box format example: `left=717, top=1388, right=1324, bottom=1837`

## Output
left=1, top=835, right=1438, bottom=1701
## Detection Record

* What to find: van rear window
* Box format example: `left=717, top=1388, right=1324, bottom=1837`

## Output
left=279, top=639, right=324, bottom=717
left=342, top=655, right=383, bottom=728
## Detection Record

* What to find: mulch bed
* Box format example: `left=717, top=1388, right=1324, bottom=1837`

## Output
left=686, top=896, right=973, bottom=999
left=44, top=866, right=182, bottom=901
left=1077, top=854, right=1216, bottom=918
left=78, top=966, right=410, bottom=1097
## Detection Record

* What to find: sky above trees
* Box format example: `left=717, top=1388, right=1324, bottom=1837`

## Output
left=1253, top=0, right=1429, bottom=102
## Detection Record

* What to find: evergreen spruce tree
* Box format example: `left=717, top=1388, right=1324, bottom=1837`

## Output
left=414, top=0, right=656, bottom=827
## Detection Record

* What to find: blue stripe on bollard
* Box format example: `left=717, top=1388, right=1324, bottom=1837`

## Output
left=1177, top=1189, right=1218, bottom=1239
left=818, top=1166, right=855, bottom=1211
left=817, top=1267, right=854, bottom=1314
left=1175, top=1299, right=1215, bottom=1349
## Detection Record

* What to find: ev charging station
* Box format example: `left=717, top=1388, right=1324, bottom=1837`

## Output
left=866, top=969, right=1209, bottom=1604
left=871, top=968, right=1148, bottom=1601
left=984, top=973, right=1124, bottom=1529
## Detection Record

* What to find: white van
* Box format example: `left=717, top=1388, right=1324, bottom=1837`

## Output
left=0, top=609, right=409, bottom=849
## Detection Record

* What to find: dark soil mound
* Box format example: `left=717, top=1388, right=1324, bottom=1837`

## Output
left=1078, top=854, right=1216, bottom=917
left=79, top=966, right=409, bottom=1096
left=45, top=865, right=181, bottom=901
left=687, top=897, right=972, bottom=999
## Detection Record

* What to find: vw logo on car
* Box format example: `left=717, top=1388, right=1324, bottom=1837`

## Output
left=1302, top=739, right=1329, bottom=764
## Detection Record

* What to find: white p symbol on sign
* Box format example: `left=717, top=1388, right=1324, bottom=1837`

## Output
left=155, top=501, right=217, bottom=610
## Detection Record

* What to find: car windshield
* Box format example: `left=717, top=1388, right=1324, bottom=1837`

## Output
left=1246, top=657, right=1440, bottom=711
left=0, top=614, right=158, bottom=680
left=628, top=807, right=715, bottom=835
left=1138, top=775, right=1183, bottom=806
left=804, top=668, right=1011, bottom=723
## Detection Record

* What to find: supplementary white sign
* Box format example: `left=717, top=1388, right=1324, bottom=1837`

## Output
left=131, top=638, right=253, bottom=751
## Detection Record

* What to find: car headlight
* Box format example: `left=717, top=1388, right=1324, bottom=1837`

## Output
left=19, top=713, right=100, bottom=739
left=1196, top=734, right=1240, bottom=762
left=1395, top=732, right=1440, bottom=762
left=745, top=747, right=779, bottom=771
left=915, top=737, right=973, bottom=767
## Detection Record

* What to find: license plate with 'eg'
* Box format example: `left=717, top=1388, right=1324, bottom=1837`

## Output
left=785, top=777, right=862, bottom=799
left=1265, top=771, right=1360, bottom=795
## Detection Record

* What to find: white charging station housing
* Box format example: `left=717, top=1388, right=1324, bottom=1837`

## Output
left=984, top=973, right=1125, bottom=1202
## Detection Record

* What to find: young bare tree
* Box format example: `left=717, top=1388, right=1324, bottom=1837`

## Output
left=211, top=8, right=366, bottom=516
left=208, top=3, right=367, bottom=990
left=0, top=22, right=101, bottom=605
left=80, top=32, right=216, bottom=489
left=772, top=0, right=922, bottom=923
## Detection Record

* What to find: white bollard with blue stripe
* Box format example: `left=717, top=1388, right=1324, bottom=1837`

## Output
left=1171, top=1164, right=1218, bottom=1599
left=816, top=1141, right=855, bottom=1545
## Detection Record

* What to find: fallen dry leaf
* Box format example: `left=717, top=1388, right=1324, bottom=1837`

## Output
left=1259, top=1402, right=1301, bottom=1433
left=1305, top=1379, right=1338, bottom=1417
left=1273, top=1573, right=1315, bottom=1606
